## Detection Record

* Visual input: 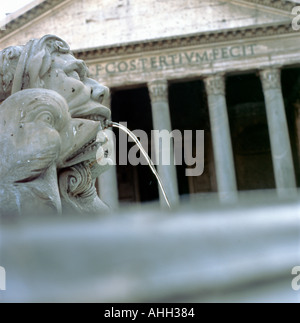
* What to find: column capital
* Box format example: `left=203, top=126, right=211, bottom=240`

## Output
left=148, top=79, right=168, bottom=103
left=259, top=68, right=281, bottom=90
left=204, top=74, right=225, bottom=96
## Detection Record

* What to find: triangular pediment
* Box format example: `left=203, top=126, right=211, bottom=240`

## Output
left=0, top=0, right=296, bottom=51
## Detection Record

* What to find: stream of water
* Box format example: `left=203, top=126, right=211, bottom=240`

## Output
left=107, top=121, right=171, bottom=208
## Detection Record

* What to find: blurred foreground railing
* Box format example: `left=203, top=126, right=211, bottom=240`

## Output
left=0, top=190, right=300, bottom=303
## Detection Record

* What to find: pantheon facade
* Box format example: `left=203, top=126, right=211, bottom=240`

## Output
left=1, top=0, right=300, bottom=207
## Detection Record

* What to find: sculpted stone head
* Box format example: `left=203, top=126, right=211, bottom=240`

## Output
left=0, top=35, right=110, bottom=124
left=0, top=35, right=113, bottom=214
left=0, top=89, right=106, bottom=215
left=0, top=88, right=101, bottom=181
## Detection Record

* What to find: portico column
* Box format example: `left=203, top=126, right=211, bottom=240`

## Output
left=260, top=68, right=297, bottom=199
left=98, top=96, right=119, bottom=210
left=204, top=74, right=238, bottom=203
left=148, top=79, right=179, bottom=207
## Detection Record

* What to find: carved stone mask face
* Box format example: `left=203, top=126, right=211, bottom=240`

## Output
left=0, top=89, right=101, bottom=182
left=41, top=52, right=111, bottom=125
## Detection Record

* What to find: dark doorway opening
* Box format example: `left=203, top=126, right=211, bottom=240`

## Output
left=111, top=86, right=159, bottom=204
left=168, top=80, right=217, bottom=198
left=226, top=73, right=276, bottom=191
left=281, top=66, right=300, bottom=187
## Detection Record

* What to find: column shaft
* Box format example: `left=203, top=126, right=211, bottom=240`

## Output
left=204, top=74, right=238, bottom=203
left=148, top=79, right=179, bottom=207
left=260, top=68, right=297, bottom=199
left=98, top=96, right=119, bottom=209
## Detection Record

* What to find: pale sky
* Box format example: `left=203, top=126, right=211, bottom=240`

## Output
left=0, top=0, right=34, bottom=21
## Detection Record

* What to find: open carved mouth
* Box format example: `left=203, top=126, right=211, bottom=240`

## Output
left=84, top=114, right=104, bottom=121
left=59, top=104, right=111, bottom=169
left=71, top=104, right=111, bottom=127
left=65, top=137, right=100, bottom=164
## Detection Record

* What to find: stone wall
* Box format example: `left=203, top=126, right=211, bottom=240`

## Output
left=0, top=0, right=291, bottom=51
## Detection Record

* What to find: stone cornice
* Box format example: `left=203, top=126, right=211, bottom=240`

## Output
left=74, top=23, right=294, bottom=60
left=0, top=0, right=295, bottom=55
left=0, top=0, right=67, bottom=39
left=242, top=0, right=295, bottom=13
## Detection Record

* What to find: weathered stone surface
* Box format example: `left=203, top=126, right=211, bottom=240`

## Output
left=148, top=80, right=179, bottom=207
left=86, top=35, right=300, bottom=89
left=0, top=0, right=291, bottom=51
left=260, top=68, right=297, bottom=199
left=0, top=88, right=110, bottom=216
left=0, top=1, right=298, bottom=91
left=0, top=35, right=114, bottom=215
left=204, top=75, right=238, bottom=203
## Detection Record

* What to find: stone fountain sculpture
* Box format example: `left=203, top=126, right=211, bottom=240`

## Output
left=0, top=35, right=113, bottom=216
